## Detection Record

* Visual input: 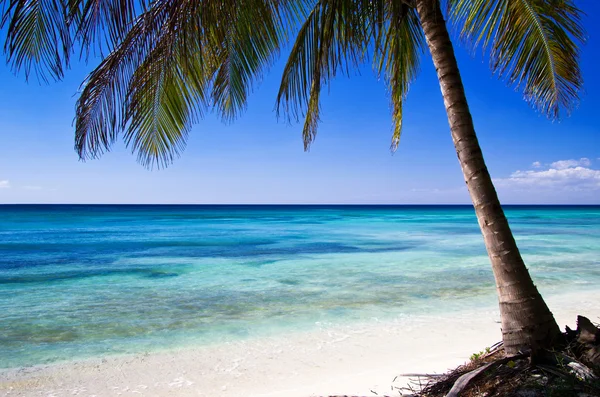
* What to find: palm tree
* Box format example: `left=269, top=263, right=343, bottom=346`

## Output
left=412, top=0, right=583, bottom=354
left=1, top=0, right=585, bottom=355
left=274, top=0, right=584, bottom=355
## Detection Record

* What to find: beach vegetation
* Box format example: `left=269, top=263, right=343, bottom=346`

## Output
left=470, top=347, right=492, bottom=362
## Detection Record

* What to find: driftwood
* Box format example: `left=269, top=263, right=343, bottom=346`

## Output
left=536, top=352, right=597, bottom=382
left=443, top=354, right=524, bottom=397
left=566, top=360, right=597, bottom=381
left=575, top=315, right=600, bottom=368
left=444, top=362, right=493, bottom=397
left=399, top=373, right=445, bottom=378
left=577, top=315, right=599, bottom=344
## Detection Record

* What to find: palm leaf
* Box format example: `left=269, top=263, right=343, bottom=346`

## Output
left=123, top=4, right=208, bottom=169
left=448, top=0, right=585, bottom=118
left=76, top=0, right=303, bottom=167
left=73, top=0, right=144, bottom=59
left=276, top=0, right=371, bottom=150
left=75, top=0, right=172, bottom=160
left=374, top=1, right=424, bottom=151
left=208, top=0, right=288, bottom=121
left=1, top=0, right=148, bottom=80
left=1, top=0, right=73, bottom=81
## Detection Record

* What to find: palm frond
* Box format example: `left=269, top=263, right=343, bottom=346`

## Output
left=276, top=0, right=372, bottom=150
left=73, top=0, right=144, bottom=59
left=208, top=0, right=288, bottom=121
left=374, top=2, right=424, bottom=151
left=448, top=0, right=585, bottom=118
left=123, top=5, right=208, bottom=169
left=75, top=0, right=302, bottom=167
left=1, top=0, right=73, bottom=81
left=75, top=1, right=172, bottom=161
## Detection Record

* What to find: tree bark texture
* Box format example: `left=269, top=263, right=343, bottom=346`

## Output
left=414, top=0, right=562, bottom=355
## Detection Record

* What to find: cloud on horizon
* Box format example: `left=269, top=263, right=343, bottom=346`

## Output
left=0, top=180, right=10, bottom=189
left=550, top=157, right=591, bottom=170
left=495, top=158, right=600, bottom=192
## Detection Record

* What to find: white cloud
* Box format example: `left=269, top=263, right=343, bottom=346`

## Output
left=0, top=180, right=10, bottom=189
left=495, top=160, right=600, bottom=192
left=550, top=157, right=591, bottom=170
left=532, top=161, right=542, bottom=168
left=580, top=157, right=591, bottom=166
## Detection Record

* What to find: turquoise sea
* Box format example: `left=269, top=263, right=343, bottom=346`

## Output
left=1, top=205, right=599, bottom=368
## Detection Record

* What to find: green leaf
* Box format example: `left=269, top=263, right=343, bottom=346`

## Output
left=276, top=0, right=372, bottom=150
left=74, top=0, right=303, bottom=167
left=73, top=0, right=146, bottom=59
left=448, top=0, right=585, bottom=118
left=123, top=11, right=207, bottom=169
left=209, top=0, right=289, bottom=121
left=1, top=0, right=72, bottom=81
left=373, top=2, right=424, bottom=151
left=74, top=0, right=173, bottom=161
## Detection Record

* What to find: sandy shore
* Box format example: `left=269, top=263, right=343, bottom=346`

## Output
left=1, top=290, right=597, bottom=397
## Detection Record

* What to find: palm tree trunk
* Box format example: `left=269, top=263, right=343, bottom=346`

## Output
left=414, top=0, right=561, bottom=355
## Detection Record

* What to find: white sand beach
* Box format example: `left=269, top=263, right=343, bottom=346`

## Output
left=1, top=290, right=597, bottom=397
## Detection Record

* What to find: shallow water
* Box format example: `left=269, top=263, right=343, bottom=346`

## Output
left=0, top=205, right=598, bottom=368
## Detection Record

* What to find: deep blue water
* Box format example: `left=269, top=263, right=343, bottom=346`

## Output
left=0, top=205, right=598, bottom=368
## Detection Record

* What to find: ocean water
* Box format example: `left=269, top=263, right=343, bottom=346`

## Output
left=0, top=205, right=598, bottom=368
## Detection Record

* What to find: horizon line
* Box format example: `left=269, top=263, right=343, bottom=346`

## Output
left=1, top=203, right=599, bottom=207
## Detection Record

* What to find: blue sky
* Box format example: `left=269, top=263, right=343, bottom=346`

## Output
left=0, top=4, right=598, bottom=204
